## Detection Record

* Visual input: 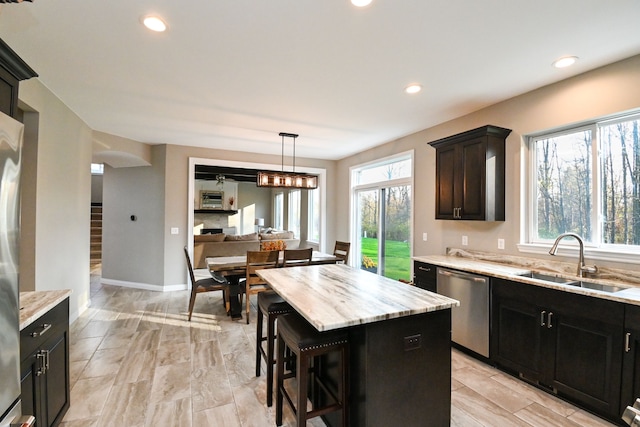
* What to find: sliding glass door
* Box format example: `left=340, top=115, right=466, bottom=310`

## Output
left=352, top=153, right=413, bottom=281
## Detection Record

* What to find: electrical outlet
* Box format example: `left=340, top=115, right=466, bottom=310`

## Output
left=171, top=227, right=179, bottom=235
left=462, top=235, right=468, bottom=246
left=498, top=238, right=505, bottom=250
left=422, top=232, right=428, bottom=241
left=404, top=334, right=422, bottom=351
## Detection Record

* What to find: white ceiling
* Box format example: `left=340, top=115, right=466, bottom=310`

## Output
left=1, top=1, right=640, bottom=160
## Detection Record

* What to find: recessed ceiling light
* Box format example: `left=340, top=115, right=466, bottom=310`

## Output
left=351, top=0, right=372, bottom=7
left=142, top=15, right=167, bottom=32
left=553, top=56, right=578, bottom=68
left=405, top=84, right=422, bottom=94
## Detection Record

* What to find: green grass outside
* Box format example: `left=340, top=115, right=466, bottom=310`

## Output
left=360, top=237, right=411, bottom=281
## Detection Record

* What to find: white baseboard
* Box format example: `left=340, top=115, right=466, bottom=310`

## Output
left=100, top=278, right=188, bottom=292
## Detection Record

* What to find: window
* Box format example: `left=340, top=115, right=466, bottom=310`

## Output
left=274, top=192, right=284, bottom=231
left=91, top=163, right=104, bottom=174
left=288, top=190, right=301, bottom=238
left=308, top=188, right=320, bottom=242
left=351, top=152, right=413, bottom=280
left=527, top=113, right=640, bottom=253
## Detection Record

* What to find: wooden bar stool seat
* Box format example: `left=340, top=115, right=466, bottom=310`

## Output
left=276, top=313, right=349, bottom=427
left=255, top=290, right=294, bottom=406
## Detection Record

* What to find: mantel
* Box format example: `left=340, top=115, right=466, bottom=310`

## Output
left=194, top=209, right=238, bottom=214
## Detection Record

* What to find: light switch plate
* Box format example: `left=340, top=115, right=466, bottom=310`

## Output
left=422, top=232, right=428, bottom=241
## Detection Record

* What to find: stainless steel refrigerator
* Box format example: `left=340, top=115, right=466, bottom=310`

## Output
left=0, top=111, right=26, bottom=426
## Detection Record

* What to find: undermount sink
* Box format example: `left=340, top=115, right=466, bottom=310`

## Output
left=518, top=272, right=577, bottom=284
left=518, top=272, right=630, bottom=293
left=571, top=281, right=630, bottom=293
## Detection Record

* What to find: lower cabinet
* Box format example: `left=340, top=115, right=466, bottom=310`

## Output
left=20, top=298, right=70, bottom=427
left=491, top=278, right=623, bottom=420
left=413, top=261, right=437, bottom=292
left=621, top=304, right=640, bottom=416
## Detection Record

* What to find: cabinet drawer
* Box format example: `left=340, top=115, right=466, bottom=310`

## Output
left=21, top=298, right=69, bottom=360
left=414, top=262, right=436, bottom=282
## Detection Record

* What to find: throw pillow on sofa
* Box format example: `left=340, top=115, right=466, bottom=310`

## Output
left=260, top=231, right=294, bottom=240
left=224, top=232, right=259, bottom=241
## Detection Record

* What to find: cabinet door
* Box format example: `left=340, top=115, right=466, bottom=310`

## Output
left=550, top=304, right=623, bottom=417
left=621, top=305, right=640, bottom=416
left=44, top=331, right=70, bottom=427
left=413, top=262, right=437, bottom=292
left=491, top=281, right=546, bottom=379
left=459, top=138, right=486, bottom=220
left=20, top=350, right=42, bottom=427
left=434, top=145, right=457, bottom=219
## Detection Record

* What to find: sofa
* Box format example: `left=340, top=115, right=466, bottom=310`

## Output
left=193, top=231, right=300, bottom=268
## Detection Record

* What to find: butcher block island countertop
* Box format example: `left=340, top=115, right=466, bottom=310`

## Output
left=257, top=263, right=459, bottom=331
left=258, top=263, right=458, bottom=427
left=20, top=289, right=71, bottom=331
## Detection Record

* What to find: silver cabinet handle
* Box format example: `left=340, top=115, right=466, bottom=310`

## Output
left=626, top=332, right=632, bottom=353
left=540, top=310, right=546, bottom=327
left=547, top=312, right=553, bottom=329
left=31, top=323, right=52, bottom=338
left=418, top=266, right=431, bottom=272
left=36, top=351, right=46, bottom=376
left=43, top=349, right=50, bottom=371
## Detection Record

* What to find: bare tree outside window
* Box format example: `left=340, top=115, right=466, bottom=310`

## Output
left=532, top=115, right=640, bottom=249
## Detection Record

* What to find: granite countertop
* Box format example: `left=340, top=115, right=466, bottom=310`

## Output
left=413, top=249, right=640, bottom=306
left=20, top=290, right=72, bottom=331
left=258, top=263, right=459, bottom=331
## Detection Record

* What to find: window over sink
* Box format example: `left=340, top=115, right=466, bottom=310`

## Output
left=523, top=111, right=640, bottom=262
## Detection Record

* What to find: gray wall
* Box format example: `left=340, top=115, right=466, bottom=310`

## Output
left=18, top=78, right=92, bottom=322
left=102, top=145, right=166, bottom=286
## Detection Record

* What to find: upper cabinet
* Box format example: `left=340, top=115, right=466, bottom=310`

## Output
left=0, top=38, right=38, bottom=119
left=429, top=125, right=511, bottom=221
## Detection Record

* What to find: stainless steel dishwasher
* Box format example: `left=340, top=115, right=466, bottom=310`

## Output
left=437, top=267, right=490, bottom=357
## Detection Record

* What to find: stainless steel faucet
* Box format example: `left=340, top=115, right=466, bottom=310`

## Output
left=548, top=232, right=598, bottom=278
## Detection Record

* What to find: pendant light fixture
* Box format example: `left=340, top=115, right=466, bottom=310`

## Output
left=257, top=132, right=319, bottom=189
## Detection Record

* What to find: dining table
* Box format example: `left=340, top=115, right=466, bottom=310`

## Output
left=257, top=263, right=459, bottom=427
left=205, top=250, right=339, bottom=319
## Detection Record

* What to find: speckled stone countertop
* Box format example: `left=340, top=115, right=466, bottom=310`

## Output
left=258, top=264, right=459, bottom=331
left=413, top=248, right=640, bottom=306
left=20, top=290, right=72, bottom=331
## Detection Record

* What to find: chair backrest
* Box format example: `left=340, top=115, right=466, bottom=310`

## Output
left=282, top=247, right=313, bottom=267
left=333, top=241, right=350, bottom=264
left=183, top=246, right=197, bottom=286
left=246, top=250, right=280, bottom=286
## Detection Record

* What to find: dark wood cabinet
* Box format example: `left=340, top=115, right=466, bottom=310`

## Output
left=413, top=261, right=437, bottom=292
left=429, top=125, right=511, bottom=221
left=20, top=298, right=70, bottom=427
left=0, top=38, right=38, bottom=119
left=491, top=279, right=623, bottom=420
left=621, top=305, right=640, bottom=417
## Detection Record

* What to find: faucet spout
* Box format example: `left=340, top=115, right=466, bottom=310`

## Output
left=549, top=233, right=597, bottom=278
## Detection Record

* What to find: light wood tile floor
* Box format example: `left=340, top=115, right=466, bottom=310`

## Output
left=59, top=271, right=617, bottom=427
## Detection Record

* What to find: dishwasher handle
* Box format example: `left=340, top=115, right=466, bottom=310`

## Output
left=438, top=268, right=488, bottom=283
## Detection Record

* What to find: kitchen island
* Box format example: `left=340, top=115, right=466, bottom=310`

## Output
left=258, top=264, right=459, bottom=427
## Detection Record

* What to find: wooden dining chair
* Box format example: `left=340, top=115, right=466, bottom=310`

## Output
left=184, top=246, right=228, bottom=321
left=245, top=250, right=280, bottom=324
left=255, top=246, right=313, bottom=406
left=333, top=241, right=351, bottom=264
left=282, top=247, right=313, bottom=267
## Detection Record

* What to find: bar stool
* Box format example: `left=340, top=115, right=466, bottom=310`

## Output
left=276, top=313, right=349, bottom=427
left=255, top=291, right=294, bottom=406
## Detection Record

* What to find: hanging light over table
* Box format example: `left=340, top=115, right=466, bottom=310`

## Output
left=256, top=132, right=319, bottom=189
